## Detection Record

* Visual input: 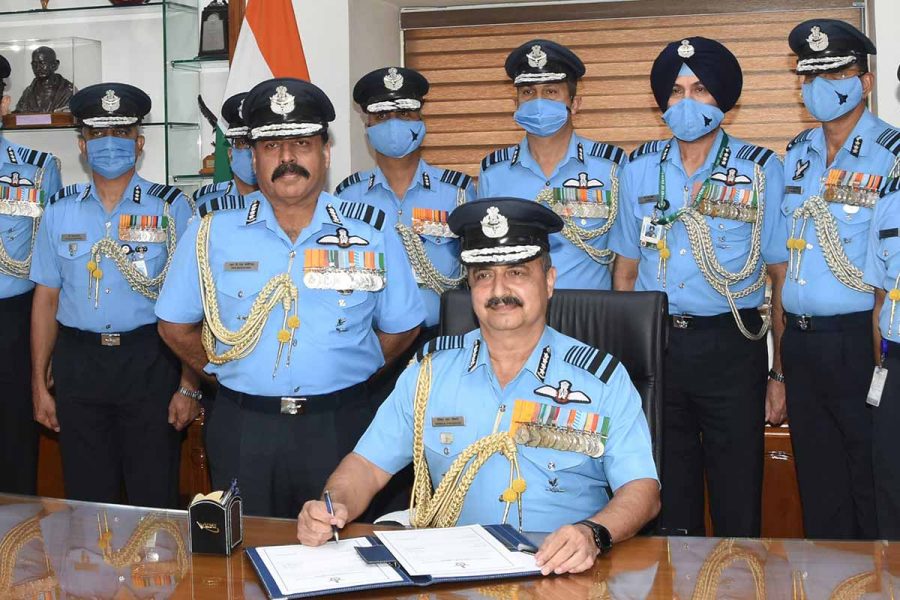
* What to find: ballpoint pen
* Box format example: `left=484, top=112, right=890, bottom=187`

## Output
left=323, top=490, right=340, bottom=543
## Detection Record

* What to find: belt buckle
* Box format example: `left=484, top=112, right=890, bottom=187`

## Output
left=673, top=315, right=692, bottom=329
left=280, top=397, right=306, bottom=415
left=100, top=333, right=121, bottom=347
left=797, top=315, right=810, bottom=331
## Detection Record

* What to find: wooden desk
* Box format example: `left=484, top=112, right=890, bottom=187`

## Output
left=0, top=494, right=893, bottom=599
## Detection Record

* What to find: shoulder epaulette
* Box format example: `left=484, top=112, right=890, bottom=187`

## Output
left=876, top=128, right=900, bottom=157
left=588, top=142, right=626, bottom=165
left=48, top=184, right=85, bottom=205
left=14, top=146, right=51, bottom=169
left=562, top=344, right=620, bottom=384
left=194, top=181, right=231, bottom=198
left=439, top=168, right=472, bottom=190
left=415, top=334, right=466, bottom=362
left=882, top=177, right=900, bottom=198
left=147, top=183, right=185, bottom=205
left=198, top=195, right=246, bottom=218
left=335, top=172, right=363, bottom=195
left=736, top=144, right=776, bottom=167
left=629, top=140, right=665, bottom=162
left=480, top=146, right=515, bottom=172
left=338, top=201, right=386, bottom=231
left=786, top=128, right=815, bottom=152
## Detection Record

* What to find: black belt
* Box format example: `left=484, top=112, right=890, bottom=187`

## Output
left=784, top=311, right=870, bottom=332
left=58, top=323, right=158, bottom=347
left=668, top=309, right=760, bottom=330
left=886, top=341, right=900, bottom=357
left=220, top=382, right=367, bottom=416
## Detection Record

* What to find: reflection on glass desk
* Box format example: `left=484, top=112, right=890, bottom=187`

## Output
left=1, top=493, right=898, bottom=599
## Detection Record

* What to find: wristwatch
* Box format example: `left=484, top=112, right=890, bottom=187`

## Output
left=768, top=369, right=785, bottom=383
left=575, top=520, right=612, bottom=555
left=178, top=386, right=203, bottom=401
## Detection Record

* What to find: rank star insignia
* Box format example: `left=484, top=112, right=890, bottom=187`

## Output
left=534, top=380, right=591, bottom=405
left=101, top=90, right=120, bottom=113
left=316, top=227, right=369, bottom=248
left=270, top=85, right=295, bottom=116
left=383, top=67, right=404, bottom=91
left=807, top=25, right=829, bottom=52
left=710, top=168, right=752, bottom=186
left=793, top=159, right=810, bottom=181
left=677, top=39, right=695, bottom=59
left=563, top=172, right=604, bottom=189
left=481, top=206, right=509, bottom=238
left=0, top=172, right=33, bottom=187
left=526, top=44, right=547, bottom=69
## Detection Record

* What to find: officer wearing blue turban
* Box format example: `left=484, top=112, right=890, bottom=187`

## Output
left=609, top=37, right=788, bottom=538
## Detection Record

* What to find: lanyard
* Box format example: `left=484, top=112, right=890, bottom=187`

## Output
left=656, top=132, right=730, bottom=224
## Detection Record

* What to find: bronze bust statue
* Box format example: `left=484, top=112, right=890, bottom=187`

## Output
left=14, top=46, right=75, bottom=113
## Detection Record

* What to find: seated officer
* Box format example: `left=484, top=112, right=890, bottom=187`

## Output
left=297, top=198, right=660, bottom=576
left=337, top=66, right=474, bottom=337
left=193, top=92, right=258, bottom=218
left=779, top=20, right=893, bottom=540
left=477, top=40, right=626, bottom=290
left=609, top=38, right=787, bottom=537
left=29, top=83, right=198, bottom=509
left=156, top=78, right=426, bottom=518
left=0, top=53, right=62, bottom=496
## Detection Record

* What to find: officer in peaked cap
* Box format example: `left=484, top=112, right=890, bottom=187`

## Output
left=298, top=198, right=659, bottom=577
left=610, top=37, right=788, bottom=539
left=477, top=39, right=626, bottom=292
left=157, top=77, right=426, bottom=518
left=193, top=93, right=258, bottom=223
left=779, top=19, right=893, bottom=540
left=0, top=53, right=62, bottom=497
left=30, top=82, right=197, bottom=509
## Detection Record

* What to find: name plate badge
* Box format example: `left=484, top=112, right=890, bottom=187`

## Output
left=61, top=233, right=87, bottom=242
left=431, top=416, right=465, bottom=427
left=224, top=261, right=259, bottom=272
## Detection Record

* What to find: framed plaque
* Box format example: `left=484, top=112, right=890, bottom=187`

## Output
left=199, top=0, right=229, bottom=59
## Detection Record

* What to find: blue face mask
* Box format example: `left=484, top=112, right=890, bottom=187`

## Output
left=801, top=76, right=863, bottom=122
left=86, top=136, right=137, bottom=179
left=366, top=118, right=426, bottom=158
left=662, top=98, right=725, bottom=142
left=513, top=98, right=569, bottom=137
left=230, top=147, right=257, bottom=185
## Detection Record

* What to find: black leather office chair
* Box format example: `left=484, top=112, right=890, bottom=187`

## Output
left=438, top=289, right=668, bottom=480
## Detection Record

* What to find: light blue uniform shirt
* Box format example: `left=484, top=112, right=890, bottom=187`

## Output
left=781, top=109, right=900, bottom=316
left=477, top=133, right=627, bottom=291
left=193, top=180, right=248, bottom=218
left=30, top=174, right=194, bottom=333
left=0, top=138, right=62, bottom=299
left=864, top=182, right=900, bottom=342
left=156, top=191, right=427, bottom=396
left=609, top=129, right=787, bottom=316
left=355, top=326, right=658, bottom=532
left=335, top=160, right=474, bottom=327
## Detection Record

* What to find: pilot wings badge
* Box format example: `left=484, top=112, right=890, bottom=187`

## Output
left=0, top=172, right=34, bottom=187
left=270, top=86, right=295, bottom=116
left=534, top=380, right=591, bottom=405
left=316, top=227, right=370, bottom=248
left=563, top=172, right=604, bottom=189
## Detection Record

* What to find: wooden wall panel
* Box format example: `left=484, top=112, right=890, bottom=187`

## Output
left=404, top=7, right=864, bottom=177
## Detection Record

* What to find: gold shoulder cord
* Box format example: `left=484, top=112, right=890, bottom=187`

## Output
left=787, top=195, right=873, bottom=294
left=409, top=354, right=527, bottom=529
left=196, top=213, right=299, bottom=374
left=0, top=164, right=45, bottom=279
left=97, top=512, right=187, bottom=578
left=395, top=223, right=465, bottom=295
left=690, top=539, right=766, bottom=600
left=86, top=202, right=177, bottom=304
left=535, top=163, right=620, bottom=266
left=0, top=515, right=59, bottom=600
left=678, top=164, right=769, bottom=340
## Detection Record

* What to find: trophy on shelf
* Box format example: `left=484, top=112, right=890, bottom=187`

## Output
left=4, top=45, right=76, bottom=129
left=199, top=0, right=229, bottom=59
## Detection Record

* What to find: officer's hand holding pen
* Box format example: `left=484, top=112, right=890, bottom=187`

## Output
left=296, top=496, right=349, bottom=547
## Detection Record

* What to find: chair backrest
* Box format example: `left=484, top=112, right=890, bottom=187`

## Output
left=439, top=289, right=668, bottom=478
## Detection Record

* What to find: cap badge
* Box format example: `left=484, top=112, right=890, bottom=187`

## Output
left=270, top=85, right=295, bottom=116
left=481, top=206, right=509, bottom=238
left=527, top=45, right=548, bottom=69
left=807, top=25, right=829, bottom=52
left=101, top=90, right=120, bottom=114
left=677, top=40, right=695, bottom=59
left=383, top=67, right=404, bottom=91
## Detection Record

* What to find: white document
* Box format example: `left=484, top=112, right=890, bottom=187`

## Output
left=374, top=524, right=540, bottom=579
left=255, top=538, right=403, bottom=597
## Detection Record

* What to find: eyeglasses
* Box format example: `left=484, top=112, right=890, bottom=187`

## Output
left=801, top=70, right=863, bottom=84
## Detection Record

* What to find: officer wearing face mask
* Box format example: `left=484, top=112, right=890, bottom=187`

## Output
left=336, top=67, right=474, bottom=335
left=477, top=40, right=625, bottom=290
left=609, top=38, right=788, bottom=538
left=779, top=20, right=893, bottom=541
left=29, top=83, right=198, bottom=509
left=193, top=92, right=258, bottom=218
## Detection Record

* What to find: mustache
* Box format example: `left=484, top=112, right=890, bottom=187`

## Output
left=486, top=295, right=523, bottom=309
left=271, top=162, right=310, bottom=182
